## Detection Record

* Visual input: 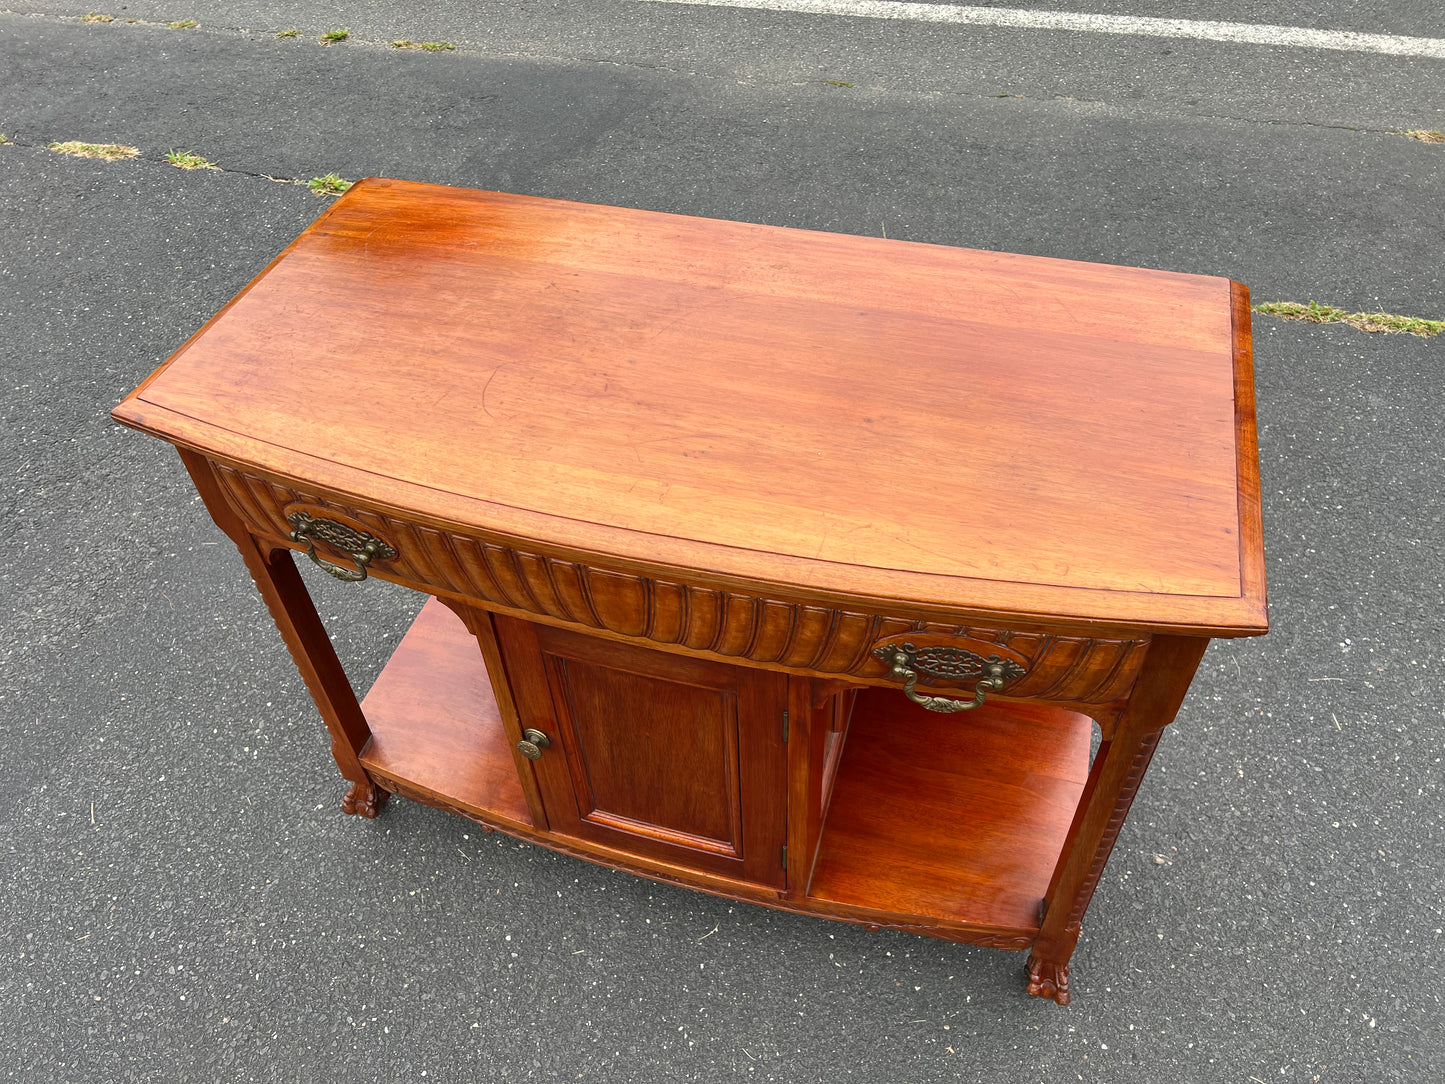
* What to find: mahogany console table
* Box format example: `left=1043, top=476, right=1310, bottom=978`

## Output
left=113, top=179, right=1267, bottom=1004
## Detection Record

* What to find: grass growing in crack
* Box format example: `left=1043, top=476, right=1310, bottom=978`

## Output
left=822, top=80, right=854, bottom=88
left=168, top=19, right=197, bottom=29
left=391, top=40, right=455, bottom=50
left=308, top=173, right=352, bottom=196
left=1403, top=129, right=1444, bottom=143
left=319, top=28, right=350, bottom=43
left=166, top=149, right=219, bottom=170
left=0, top=134, right=12, bottom=145
left=1254, top=300, right=1443, bottom=339
left=277, top=28, right=299, bottom=38
left=81, top=11, right=114, bottom=21
left=49, top=141, right=139, bottom=161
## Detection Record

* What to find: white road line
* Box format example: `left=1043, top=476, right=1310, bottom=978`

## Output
left=633, top=0, right=1445, bottom=58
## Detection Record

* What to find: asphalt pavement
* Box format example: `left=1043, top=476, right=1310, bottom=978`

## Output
left=2, top=2, right=1443, bottom=1081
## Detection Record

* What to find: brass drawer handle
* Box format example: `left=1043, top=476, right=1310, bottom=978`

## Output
left=874, top=642, right=1026, bottom=714
left=286, top=511, right=397, bottom=582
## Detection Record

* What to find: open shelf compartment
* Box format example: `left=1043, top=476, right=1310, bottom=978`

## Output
left=357, top=597, right=1093, bottom=939
left=359, top=598, right=532, bottom=830
left=806, top=689, right=1092, bottom=935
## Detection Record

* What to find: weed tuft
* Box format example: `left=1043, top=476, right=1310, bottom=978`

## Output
left=1254, top=300, right=1443, bottom=339
left=49, top=140, right=139, bottom=161
left=319, top=28, right=350, bottom=43
left=167, top=19, right=197, bottom=29
left=308, top=173, right=352, bottom=196
left=81, top=11, right=115, bottom=22
left=391, top=39, right=455, bottom=50
left=1403, top=129, right=1444, bottom=143
left=0, top=134, right=11, bottom=145
left=166, top=149, right=219, bottom=170
left=277, top=28, right=299, bottom=38
left=822, top=80, right=854, bottom=88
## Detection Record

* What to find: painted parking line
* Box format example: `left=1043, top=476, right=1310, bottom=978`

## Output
left=633, top=0, right=1445, bottom=58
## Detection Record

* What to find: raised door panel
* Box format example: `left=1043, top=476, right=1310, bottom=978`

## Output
left=494, top=616, right=788, bottom=888
left=547, top=653, right=743, bottom=855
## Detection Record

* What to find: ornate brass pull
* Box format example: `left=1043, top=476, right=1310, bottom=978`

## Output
left=516, top=729, right=551, bottom=761
left=286, top=511, right=397, bottom=582
left=895, top=653, right=1002, bottom=712
left=873, top=642, right=1027, bottom=714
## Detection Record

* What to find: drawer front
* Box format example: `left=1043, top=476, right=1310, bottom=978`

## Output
left=860, top=630, right=1148, bottom=706
left=207, top=460, right=1149, bottom=704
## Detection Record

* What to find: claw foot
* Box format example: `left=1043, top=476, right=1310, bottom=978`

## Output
left=1026, top=955, right=1071, bottom=1005
left=341, top=780, right=388, bottom=819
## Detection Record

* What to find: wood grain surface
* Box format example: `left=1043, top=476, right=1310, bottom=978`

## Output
left=201, top=459, right=1154, bottom=696
left=359, top=597, right=532, bottom=829
left=494, top=616, right=789, bottom=887
left=113, top=179, right=1267, bottom=635
left=807, top=688, right=1092, bottom=932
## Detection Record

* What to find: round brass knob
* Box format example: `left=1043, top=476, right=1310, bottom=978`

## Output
left=516, top=728, right=551, bottom=761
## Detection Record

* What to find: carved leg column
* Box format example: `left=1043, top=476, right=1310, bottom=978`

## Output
left=178, top=449, right=386, bottom=818
left=1028, top=635, right=1209, bottom=1004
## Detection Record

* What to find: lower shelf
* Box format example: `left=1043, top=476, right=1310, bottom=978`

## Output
left=357, top=597, right=1093, bottom=944
left=359, top=598, right=532, bottom=831
left=806, top=688, right=1091, bottom=935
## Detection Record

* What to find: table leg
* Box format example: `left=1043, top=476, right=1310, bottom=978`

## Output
left=177, top=449, right=385, bottom=817
left=1027, top=635, right=1208, bottom=1004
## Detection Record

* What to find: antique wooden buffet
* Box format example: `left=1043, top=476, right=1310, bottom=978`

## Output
left=112, top=179, right=1267, bottom=1004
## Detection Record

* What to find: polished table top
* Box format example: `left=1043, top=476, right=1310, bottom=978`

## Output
left=113, top=178, right=1265, bottom=635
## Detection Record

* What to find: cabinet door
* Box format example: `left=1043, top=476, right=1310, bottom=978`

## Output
left=494, top=616, right=788, bottom=888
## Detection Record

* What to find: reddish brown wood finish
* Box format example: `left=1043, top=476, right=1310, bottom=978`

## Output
left=192, top=458, right=1154, bottom=706
left=360, top=598, right=531, bottom=829
left=493, top=616, right=789, bottom=888
left=354, top=601, right=1083, bottom=946
left=1231, top=281, right=1269, bottom=625
left=112, top=183, right=1268, bottom=1006
left=809, top=690, right=1091, bottom=935
left=440, top=600, right=552, bottom=830
left=787, top=683, right=857, bottom=899
left=177, top=447, right=387, bottom=818
left=115, top=178, right=1265, bottom=635
left=1027, top=634, right=1210, bottom=1004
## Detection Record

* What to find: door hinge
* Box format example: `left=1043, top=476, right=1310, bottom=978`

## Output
left=781, top=710, right=789, bottom=743
left=782, top=843, right=788, bottom=868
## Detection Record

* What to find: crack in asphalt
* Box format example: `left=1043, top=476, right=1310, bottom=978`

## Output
left=3, top=135, right=350, bottom=195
